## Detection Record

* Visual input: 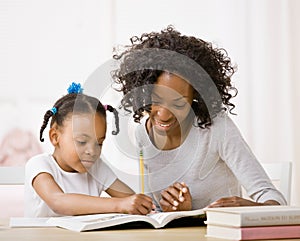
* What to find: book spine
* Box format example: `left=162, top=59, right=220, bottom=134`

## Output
left=241, top=225, right=300, bottom=240
left=241, top=212, right=300, bottom=226
left=206, top=225, right=300, bottom=240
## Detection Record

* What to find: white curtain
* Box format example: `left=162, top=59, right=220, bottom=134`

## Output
left=289, top=0, right=300, bottom=206
left=233, top=0, right=300, bottom=206
left=233, top=0, right=299, bottom=205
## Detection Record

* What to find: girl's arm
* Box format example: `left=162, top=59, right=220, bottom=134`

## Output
left=105, top=179, right=135, bottom=197
left=33, top=173, right=154, bottom=216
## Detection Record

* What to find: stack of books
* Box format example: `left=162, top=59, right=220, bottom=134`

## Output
left=204, top=206, right=300, bottom=240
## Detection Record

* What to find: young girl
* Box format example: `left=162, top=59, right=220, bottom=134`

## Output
left=24, top=82, right=154, bottom=217
left=112, top=26, right=287, bottom=212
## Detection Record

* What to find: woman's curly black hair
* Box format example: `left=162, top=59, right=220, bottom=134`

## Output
left=112, top=25, right=238, bottom=128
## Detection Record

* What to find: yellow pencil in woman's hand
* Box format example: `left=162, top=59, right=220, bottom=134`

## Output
left=179, top=190, right=183, bottom=199
left=139, top=150, right=145, bottom=194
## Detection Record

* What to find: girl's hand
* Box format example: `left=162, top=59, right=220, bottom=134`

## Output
left=159, top=182, right=192, bottom=212
left=206, top=196, right=280, bottom=208
left=118, top=194, right=155, bottom=215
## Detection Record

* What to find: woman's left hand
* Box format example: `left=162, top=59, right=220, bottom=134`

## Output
left=207, top=196, right=280, bottom=208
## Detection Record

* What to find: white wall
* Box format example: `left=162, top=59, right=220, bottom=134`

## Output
left=0, top=0, right=114, bottom=152
left=1, top=0, right=299, bottom=204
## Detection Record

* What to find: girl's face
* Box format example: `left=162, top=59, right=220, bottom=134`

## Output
left=52, top=113, right=106, bottom=173
left=148, top=72, right=194, bottom=136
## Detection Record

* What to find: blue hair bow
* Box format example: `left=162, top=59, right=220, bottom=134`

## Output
left=50, top=107, right=57, bottom=115
left=67, top=82, right=83, bottom=94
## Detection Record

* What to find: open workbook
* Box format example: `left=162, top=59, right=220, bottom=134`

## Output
left=45, top=208, right=205, bottom=232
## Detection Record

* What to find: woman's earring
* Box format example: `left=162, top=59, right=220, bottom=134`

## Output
left=193, top=98, right=198, bottom=103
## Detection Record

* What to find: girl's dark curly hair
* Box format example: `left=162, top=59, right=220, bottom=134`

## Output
left=39, top=93, right=119, bottom=142
left=112, top=25, right=237, bottom=128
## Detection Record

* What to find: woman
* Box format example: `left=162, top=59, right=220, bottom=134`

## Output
left=112, top=26, right=287, bottom=212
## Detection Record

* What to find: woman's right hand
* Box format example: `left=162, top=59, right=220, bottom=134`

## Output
left=159, top=182, right=192, bottom=212
left=117, top=194, right=155, bottom=215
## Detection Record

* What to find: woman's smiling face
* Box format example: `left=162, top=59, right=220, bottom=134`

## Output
left=148, top=72, right=194, bottom=136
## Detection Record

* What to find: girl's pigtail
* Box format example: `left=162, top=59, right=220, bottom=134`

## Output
left=40, top=107, right=57, bottom=142
left=105, top=105, right=120, bottom=135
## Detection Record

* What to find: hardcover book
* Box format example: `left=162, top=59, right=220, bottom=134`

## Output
left=204, top=205, right=300, bottom=227
left=206, top=224, right=300, bottom=240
